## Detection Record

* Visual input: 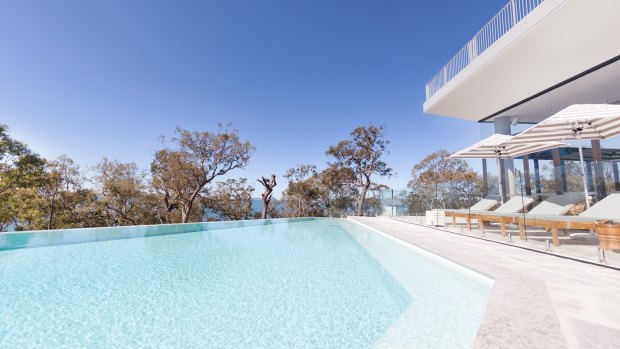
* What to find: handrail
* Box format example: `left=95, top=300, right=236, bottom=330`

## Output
left=425, top=0, right=545, bottom=100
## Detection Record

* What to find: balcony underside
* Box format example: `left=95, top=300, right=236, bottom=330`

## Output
left=423, top=0, right=620, bottom=122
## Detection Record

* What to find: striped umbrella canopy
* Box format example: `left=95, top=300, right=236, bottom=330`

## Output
left=506, top=104, right=620, bottom=144
left=449, top=134, right=567, bottom=160
left=449, top=134, right=567, bottom=203
left=506, top=104, right=620, bottom=208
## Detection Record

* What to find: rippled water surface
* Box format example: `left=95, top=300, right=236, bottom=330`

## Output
left=1, top=220, right=415, bottom=348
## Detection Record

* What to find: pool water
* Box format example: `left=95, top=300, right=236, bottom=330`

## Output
left=0, top=219, right=492, bottom=348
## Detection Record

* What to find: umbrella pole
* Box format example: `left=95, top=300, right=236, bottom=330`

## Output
left=435, top=182, right=439, bottom=226
left=517, top=170, right=527, bottom=242
left=577, top=137, right=591, bottom=209
left=496, top=157, right=504, bottom=204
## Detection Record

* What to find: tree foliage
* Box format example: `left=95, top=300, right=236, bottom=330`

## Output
left=0, top=121, right=401, bottom=228
left=94, top=158, right=161, bottom=226
left=151, top=124, right=254, bottom=223
left=202, top=178, right=254, bottom=221
left=326, top=125, right=392, bottom=215
left=282, top=164, right=324, bottom=217
left=0, top=123, right=260, bottom=231
left=407, top=150, right=482, bottom=213
left=317, top=165, right=357, bottom=216
left=0, top=125, right=45, bottom=230
left=364, top=183, right=388, bottom=216
left=39, top=155, right=83, bottom=229
left=10, top=155, right=109, bottom=231
left=0, top=124, right=45, bottom=195
left=280, top=163, right=385, bottom=217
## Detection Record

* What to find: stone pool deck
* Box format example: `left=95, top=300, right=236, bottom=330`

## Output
left=350, top=217, right=620, bottom=349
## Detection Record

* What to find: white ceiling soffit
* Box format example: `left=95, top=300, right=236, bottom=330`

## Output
left=489, top=59, right=620, bottom=123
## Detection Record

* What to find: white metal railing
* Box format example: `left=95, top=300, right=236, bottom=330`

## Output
left=425, top=0, right=545, bottom=100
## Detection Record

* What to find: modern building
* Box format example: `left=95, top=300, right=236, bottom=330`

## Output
left=424, top=0, right=620, bottom=202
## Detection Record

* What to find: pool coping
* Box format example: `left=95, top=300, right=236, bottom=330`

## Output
left=347, top=218, right=495, bottom=288
left=349, top=217, right=617, bottom=348
left=0, top=218, right=317, bottom=251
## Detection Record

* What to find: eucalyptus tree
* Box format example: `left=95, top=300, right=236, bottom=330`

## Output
left=93, top=158, right=160, bottom=226
left=317, top=165, right=357, bottom=216
left=364, top=183, right=389, bottom=216
left=40, top=155, right=82, bottom=229
left=326, top=125, right=392, bottom=216
left=0, top=192, right=17, bottom=231
left=7, top=155, right=82, bottom=230
left=407, top=149, right=482, bottom=212
left=13, top=155, right=105, bottom=230
left=282, top=164, right=324, bottom=217
left=151, top=124, right=254, bottom=223
left=0, top=124, right=45, bottom=195
left=265, top=198, right=284, bottom=218
left=0, top=125, right=45, bottom=230
left=202, top=178, right=254, bottom=221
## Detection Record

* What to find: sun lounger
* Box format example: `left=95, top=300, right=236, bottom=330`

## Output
left=445, top=198, right=499, bottom=230
left=474, top=196, right=536, bottom=236
left=515, top=193, right=620, bottom=246
left=446, top=196, right=532, bottom=231
left=478, top=193, right=583, bottom=238
left=523, top=192, right=583, bottom=216
left=462, top=198, right=500, bottom=212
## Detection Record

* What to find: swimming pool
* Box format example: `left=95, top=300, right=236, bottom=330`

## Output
left=0, top=218, right=492, bottom=348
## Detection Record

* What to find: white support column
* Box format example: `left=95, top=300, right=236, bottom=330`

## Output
left=494, top=116, right=515, bottom=201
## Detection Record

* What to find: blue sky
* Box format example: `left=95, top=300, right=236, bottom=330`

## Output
left=1, top=0, right=507, bottom=196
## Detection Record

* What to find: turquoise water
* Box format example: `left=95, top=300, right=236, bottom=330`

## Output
left=0, top=219, right=491, bottom=348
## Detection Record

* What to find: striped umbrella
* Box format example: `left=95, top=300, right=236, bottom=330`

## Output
left=449, top=134, right=567, bottom=203
left=506, top=104, right=620, bottom=208
left=449, top=134, right=567, bottom=159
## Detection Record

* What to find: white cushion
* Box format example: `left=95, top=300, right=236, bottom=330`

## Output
left=495, top=196, right=535, bottom=213
left=469, top=198, right=498, bottom=211
left=579, top=193, right=620, bottom=220
left=529, top=193, right=582, bottom=216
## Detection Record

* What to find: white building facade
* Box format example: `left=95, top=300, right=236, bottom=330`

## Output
left=424, top=0, right=620, bottom=202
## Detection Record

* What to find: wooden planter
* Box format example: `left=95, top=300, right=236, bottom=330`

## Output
left=595, top=221, right=620, bottom=251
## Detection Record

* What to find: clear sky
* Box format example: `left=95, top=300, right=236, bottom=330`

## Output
left=1, top=0, right=507, bottom=196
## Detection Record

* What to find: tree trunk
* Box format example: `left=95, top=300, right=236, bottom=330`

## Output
left=181, top=202, right=192, bottom=223
left=182, top=185, right=204, bottom=223
left=258, top=175, right=276, bottom=219
left=47, top=193, right=57, bottom=230
left=261, top=198, right=269, bottom=219
left=47, top=207, right=54, bottom=230
left=357, top=184, right=369, bottom=216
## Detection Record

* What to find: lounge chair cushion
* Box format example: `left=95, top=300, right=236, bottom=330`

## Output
left=494, top=196, right=535, bottom=213
left=528, top=192, right=582, bottom=216
left=469, top=198, right=498, bottom=211
left=579, top=193, right=620, bottom=220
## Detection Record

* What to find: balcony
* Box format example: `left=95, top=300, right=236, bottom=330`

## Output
left=423, top=0, right=620, bottom=121
left=425, top=0, right=545, bottom=101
